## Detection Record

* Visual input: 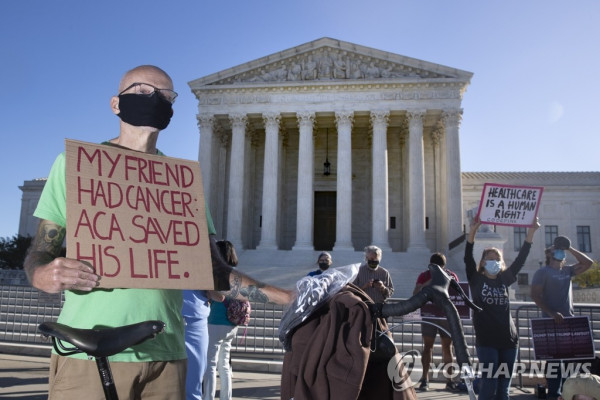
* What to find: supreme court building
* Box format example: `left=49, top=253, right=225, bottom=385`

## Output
left=189, top=37, right=472, bottom=255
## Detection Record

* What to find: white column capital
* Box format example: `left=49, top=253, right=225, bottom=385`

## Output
left=442, top=108, right=463, bottom=125
left=296, top=111, right=315, bottom=128
left=229, top=113, right=248, bottom=129
left=370, top=110, right=390, bottom=126
left=263, top=112, right=281, bottom=127
left=197, top=113, right=215, bottom=130
left=406, top=109, right=426, bottom=122
left=335, top=111, right=354, bottom=128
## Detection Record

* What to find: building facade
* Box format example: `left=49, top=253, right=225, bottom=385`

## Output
left=188, top=37, right=472, bottom=254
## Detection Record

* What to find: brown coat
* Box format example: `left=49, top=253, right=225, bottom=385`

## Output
left=281, top=284, right=417, bottom=400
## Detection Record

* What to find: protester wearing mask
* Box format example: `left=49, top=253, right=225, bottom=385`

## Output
left=465, top=217, right=540, bottom=400
left=353, top=245, right=394, bottom=303
left=531, top=236, right=594, bottom=400
left=24, top=65, right=294, bottom=399
left=116, top=82, right=174, bottom=130
left=307, top=252, right=332, bottom=276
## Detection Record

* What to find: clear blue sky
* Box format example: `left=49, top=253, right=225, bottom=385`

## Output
left=1, top=1, right=599, bottom=238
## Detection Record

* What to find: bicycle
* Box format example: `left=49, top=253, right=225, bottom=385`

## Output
left=39, top=320, right=165, bottom=400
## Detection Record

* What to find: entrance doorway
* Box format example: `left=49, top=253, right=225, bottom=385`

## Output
left=314, top=191, right=336, bottom=250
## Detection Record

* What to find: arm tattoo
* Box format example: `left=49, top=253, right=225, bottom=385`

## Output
left=24, top=221, right=65, bottom=280
left=36, top=221, right=66, bottom=254
left=228, top=270, right=270, bottom=303
left=240, top=284, right=269, bottom=303
left=229, top=270, right=242, bottom=299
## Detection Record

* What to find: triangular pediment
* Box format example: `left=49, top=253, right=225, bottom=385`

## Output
left=189, top=37, right=472, bottom=88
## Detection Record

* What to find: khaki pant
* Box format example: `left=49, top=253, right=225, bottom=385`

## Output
left=48, top=353, right=186, bottom=400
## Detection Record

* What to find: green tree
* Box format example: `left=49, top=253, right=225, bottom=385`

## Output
left=0, top=235, right=32, bottom=270
left=573, top=260, right=600, bottom=288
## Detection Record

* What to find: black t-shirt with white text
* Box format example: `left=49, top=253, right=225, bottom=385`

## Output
left=465, top=241, right=531, bottom=349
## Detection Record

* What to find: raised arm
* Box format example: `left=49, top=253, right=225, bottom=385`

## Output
left=24, top=219, right=99, bottom=294
left=507, top=218, right=540, bottom=276
left=525, top=218, right=540, bottom=244
left=570, top=246, right=594, bottom=276
left=209, top=236, right=294, bottom=305
left=467, top=217, right=482, bottom=244
left=464, top=217, right=482, bottom=281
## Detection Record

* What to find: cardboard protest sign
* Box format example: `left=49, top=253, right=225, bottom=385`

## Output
left=531, top=317, right=595, bottom=360
left=420, top=282, right=472, bottom=320
left=477, top=183, right=543, bottom=227
left=65, top=139, right=214, bottom=290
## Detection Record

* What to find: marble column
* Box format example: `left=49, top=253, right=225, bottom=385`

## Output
left=215, top=128, right=228, bottom=237
left=406, top=110, right=428, bottom=252
left=431, top=124, right=444, bottom=250
left=293, top=111, right=315, bottom=250
left=333, top=111, right=354, bottom=251
left=226, top=113, right=247, bottom=250
left=370, top=110, right=391, bottom=251
left=197, top=114, right=214, bottom=210
left=443, top=109, right=464, bottom=245
left=257, top=112, right=280, bottom=249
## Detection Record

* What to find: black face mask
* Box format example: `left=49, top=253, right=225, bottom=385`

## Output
left=367, top=260, right=379, bottom=269
left=117, top=93, right=173, bottom=130
left=318, top=262, right=330, bottom=271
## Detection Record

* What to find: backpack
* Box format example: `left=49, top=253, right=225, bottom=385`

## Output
left=225, top=298, right=251, bottom=326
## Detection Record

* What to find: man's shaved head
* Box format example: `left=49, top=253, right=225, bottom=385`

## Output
left=119, top=65, right=173, bottom=92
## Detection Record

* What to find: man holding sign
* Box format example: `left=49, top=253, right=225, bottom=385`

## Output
left=24, top=65, right=293, bottom=399
left=531, top=235, right=594, bottom=400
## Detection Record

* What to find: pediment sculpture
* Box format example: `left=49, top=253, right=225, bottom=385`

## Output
left=209, top=47, right=453, bottom=85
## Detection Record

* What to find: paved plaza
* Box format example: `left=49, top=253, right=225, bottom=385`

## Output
left=0, top=353, right=542, bottom=400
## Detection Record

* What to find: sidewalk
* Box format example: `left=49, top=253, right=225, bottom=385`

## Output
left=0, top=353, right=539, bottom=400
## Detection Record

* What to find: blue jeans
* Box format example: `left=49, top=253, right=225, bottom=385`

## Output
left=184, top=316, right=209, bottom=400
left=476, top=346, right=518, bottom=400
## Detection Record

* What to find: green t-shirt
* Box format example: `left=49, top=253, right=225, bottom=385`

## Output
left=34, top=150, right=216, bottom=362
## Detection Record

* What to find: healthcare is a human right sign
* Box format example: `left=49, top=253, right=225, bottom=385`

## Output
left=476, top=183, right=543, bottom=227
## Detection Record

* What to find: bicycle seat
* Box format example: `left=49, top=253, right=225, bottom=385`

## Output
left=39, top=320, right=165, bottom=358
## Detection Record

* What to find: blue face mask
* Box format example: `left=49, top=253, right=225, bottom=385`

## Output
left=484, top=260, right=501, bottom=275
left=553, top=249, right=566, bottom=261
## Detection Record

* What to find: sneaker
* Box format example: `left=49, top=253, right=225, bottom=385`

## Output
left=418, top=380, right=429, bottom=391
left=445, top=381, right=459, bottom=391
